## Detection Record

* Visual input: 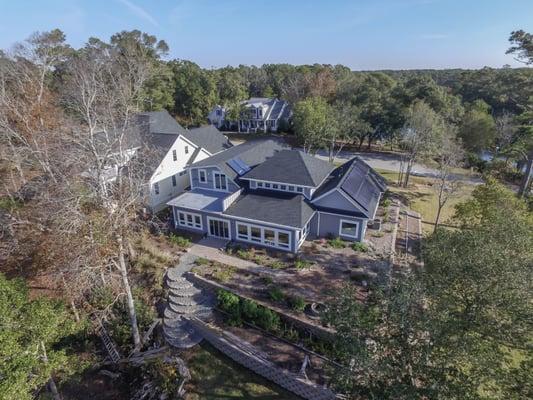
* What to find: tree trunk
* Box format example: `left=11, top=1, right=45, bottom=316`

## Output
left=434, top=204, right=443, bottom=233
left=117, top=235, right=142, bottom=353
left=41, top=341, right=62, bottom=400
left=358, top=136, right=365, bottom=151
left=518, top=155, right=532, bottom=197
left=403, top=161, right=413, bottom=188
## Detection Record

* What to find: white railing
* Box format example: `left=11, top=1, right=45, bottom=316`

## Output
left=222, top=188, right=242, bottom=211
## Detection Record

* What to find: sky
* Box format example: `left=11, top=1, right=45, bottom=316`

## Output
left=0, top=0, right=532, bottom=70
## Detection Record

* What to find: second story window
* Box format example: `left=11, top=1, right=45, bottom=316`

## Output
left=185, top=146, right=189, bottom=154
left=199, top=169, right=206, bottom=183
left=172, top=150, right=177, bottom=161
left=154, top=182, right=160, bottom=195
left=214, top=172, right=227, bottom=191
left=172, top=175, right=177, bottom=187
left=296, top=187, right=303, bottom=193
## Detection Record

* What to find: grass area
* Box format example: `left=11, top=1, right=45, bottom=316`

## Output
left=376, top=169, right=475, bottom=234
left=185, top=343, right=295, bottom=400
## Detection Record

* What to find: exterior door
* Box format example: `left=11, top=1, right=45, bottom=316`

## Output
left=208, top=218, right=230, bottom=239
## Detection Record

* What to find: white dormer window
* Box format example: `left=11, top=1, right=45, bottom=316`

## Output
left=213, top=172, right=227, bottom=191
left=172, top=150, right=177, bottom=161
left=258, top=108, right=263, bottom=118
left=199, top=169, right=206, bottom=183
left=154, top=183, right=160, bottom=195
left=185, top=146, right=189, bottom=154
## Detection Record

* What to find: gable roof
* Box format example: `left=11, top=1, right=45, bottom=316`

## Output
left=138, top=110, right=188, bottom=136
left=183, top=125, right=232, bottom=154
left=223, top=191, right=315, bottom=228
left=312, top=157, right=387, bottom=218
left=191, top=139, right=288, bottom=181
left=241, top=150, right=334, bottom=187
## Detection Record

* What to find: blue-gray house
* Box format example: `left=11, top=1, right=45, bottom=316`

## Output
left=167, top=139, right=387, bottom=253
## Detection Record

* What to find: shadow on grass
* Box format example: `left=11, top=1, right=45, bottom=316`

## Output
left=185, top=342, right=299, bottom=400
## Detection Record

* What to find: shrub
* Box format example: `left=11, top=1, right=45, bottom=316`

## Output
left=217, top=290, right=241, bottom=325
left=241, top=299, right=259, bottom=320
left=351, top=242, right=368, bottom=252
left=136, top=253, right=160, bottom=270
left=194, top=257, right=209, bottom=266
left=261, top=275, right=273, bottom=285
left=372, top=231, right=384, bottom=238
left=168, top=234, right=190, bottom=248
left=212, top=266, right=236, bottom=283
left=288, top=296, right=306, bottom=312
left=294, top=258, right=311, bottom=270
left=269, top=287, right=285, bottom=302
left=236, top=249, right=252, bottom=260
left=254, top=307, right=281, bottom=332
left=269, top=260, right=285, bottom=270
left=328, top=237, right=345, bottom=249
left=381, top=198, right=391, bottom=208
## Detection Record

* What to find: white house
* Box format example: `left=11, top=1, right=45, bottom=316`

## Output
left=97, top=111, right=233, bottom=213
left=207, top=98, right=291, bottom=133
left=140, top=112, right=233, bottom=212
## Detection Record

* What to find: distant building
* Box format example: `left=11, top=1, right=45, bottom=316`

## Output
left=208, top=98, right=291, bottom=133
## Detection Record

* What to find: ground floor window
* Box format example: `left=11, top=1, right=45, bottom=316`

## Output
left=235, top=222, right=291, bottom=250
left=208, top=217, right=230, bottom=239
left=177, top=211, right=202, bottom=230
left=339, top=219, right=359, bottom=239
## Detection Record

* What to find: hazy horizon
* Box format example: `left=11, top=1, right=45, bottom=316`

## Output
left=1, top=0, right=532, bottom=70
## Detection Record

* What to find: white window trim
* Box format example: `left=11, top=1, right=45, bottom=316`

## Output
left=177, top=211, right=203, bottom=230
left=207, top=216, right=231, bottom=240
left=213, top=172, right=228, bottom=192
left=235, top=222, right=291, bottom=250
left=172, top=150, right=177, bottom=161
left=199, top=169, right=207, bottom=183
left=241, top=178, right=314, bottom=189
left=339, top=219, right=360, bottom=239
left=249, top=179, right=307, bottom=196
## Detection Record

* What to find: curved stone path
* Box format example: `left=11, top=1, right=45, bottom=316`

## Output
left=163, top=253, right=215, bottom=349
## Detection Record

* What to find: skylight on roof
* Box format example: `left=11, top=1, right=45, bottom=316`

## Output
left=227, top=157, right=251, bottom=175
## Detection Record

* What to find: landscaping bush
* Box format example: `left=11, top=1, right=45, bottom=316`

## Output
left=261, top=275, right=273, bottom=285
left=351, top=242, right=368, bottom=253
left=328, top=237, right=346, bottom=248
left=194, top=257, right=209, bottom=266
left=268, top=287, right=285, bottom=302
left=294, top=258, right=312, bottom=270
left=168, top=234, right=191, bottom=248
left=381, top=198, right=391, bottom=208
left=217, top=290, right=242, bottom=325
left=241, top=298, right=259, bottom=320
left=135, top=253, right=160, bottom=270
left=288, top=296, right=306, bottom=312
left=269, top=260, right=285, bottom=270
left=212, top=265, right=236, bottom=283
left=372, top=231, right=384, bottom=238
left=254, top=307, right=281, bottom=332
left=236, top=249, right=252, bottom=260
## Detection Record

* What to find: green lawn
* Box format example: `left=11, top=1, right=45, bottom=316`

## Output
left=185, top=343, right=297, bottom=400
left=376, top=169, right=475, bottom=234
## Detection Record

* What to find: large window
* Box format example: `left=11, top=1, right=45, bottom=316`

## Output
left=235, top=222, right=291, bottom=250
left=177, top=211, right=202, bottom=230
left=199, top=169, right=207, bottom=183
left=213, top=172, right=227, bottom=191
left=339, top=220, right=359, bottom=239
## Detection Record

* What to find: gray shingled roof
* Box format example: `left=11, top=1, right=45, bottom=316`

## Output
left=241, top=150, right=334, bottom=187
left=191, top=139, right=288, bottom=181
left=183, top=125, right=232, bottom=155
left=313, top=157, right=387, bottom=218
left=138, top=111, right=188, bottom=136
left=223, top=191, right=315, bottom=228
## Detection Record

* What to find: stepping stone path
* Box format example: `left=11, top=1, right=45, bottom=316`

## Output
left=163, top=253, right=215, bottom=349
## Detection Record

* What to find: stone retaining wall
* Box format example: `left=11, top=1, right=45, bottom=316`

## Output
left=185, top=272, right=335, bottom=341
left=188, top=317, right=337, bottom=400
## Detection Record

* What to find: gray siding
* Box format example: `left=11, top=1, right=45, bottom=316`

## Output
left=312, top=189, right=365, bottom=215
left=190, top=166, right=239, bottom=193
left=172, top=206, right=299, bottom=253
left=317, top=212, right=366, bottom=242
